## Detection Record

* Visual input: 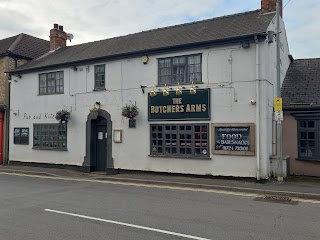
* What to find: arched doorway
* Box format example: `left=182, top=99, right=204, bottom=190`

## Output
left=82, top=109, right=116, bottom=174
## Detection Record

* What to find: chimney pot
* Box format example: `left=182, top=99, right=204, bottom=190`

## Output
left=261, top=0, right=282, bottom=17
left=50, top=24, right=67, bottom=51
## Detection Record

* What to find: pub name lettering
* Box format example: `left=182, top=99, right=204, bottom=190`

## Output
left=150, top=98, right=207, bottom=114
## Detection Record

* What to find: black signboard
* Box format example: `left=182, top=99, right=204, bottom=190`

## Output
left=212, top=123, right=255, bottom=156
left=148, top=88, right=210, bottom=121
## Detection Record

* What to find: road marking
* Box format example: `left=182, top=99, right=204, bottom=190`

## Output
left=45, top=208, right=212, bottom=240
left=1, top=172, right=320, bottom=204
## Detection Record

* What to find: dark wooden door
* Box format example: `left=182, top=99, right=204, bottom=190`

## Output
left=95, top=117, right=107, bottom=171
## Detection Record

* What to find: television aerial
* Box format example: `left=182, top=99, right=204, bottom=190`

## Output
left=67, top=33, right=74, bottom=42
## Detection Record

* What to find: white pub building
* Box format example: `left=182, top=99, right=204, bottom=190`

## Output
left=9, top=0, right=290, bottom=179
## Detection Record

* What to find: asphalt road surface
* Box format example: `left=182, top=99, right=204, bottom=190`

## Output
left=0, top=173, right=319, bottom=240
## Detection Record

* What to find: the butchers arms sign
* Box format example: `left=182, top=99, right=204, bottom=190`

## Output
left=148, top=88, right=210, bottom=121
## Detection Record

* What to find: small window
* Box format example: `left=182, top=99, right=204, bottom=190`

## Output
left=150, top=124, right=209, bottom=158
left=33, top=123, right=67, bottom=150
left=39, top=71, right=64, bottom=95
left=158, top=54, right=202, bottom=85
left=297, top=120, right=318, bottom=160
left=94, top=65, right=105, bottom=89
left=14, top=128, right=29, bottom=145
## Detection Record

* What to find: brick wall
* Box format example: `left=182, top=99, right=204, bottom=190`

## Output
left=0, top=57, right=8, bottom=105
left=0, top=56, right=28, bottom=106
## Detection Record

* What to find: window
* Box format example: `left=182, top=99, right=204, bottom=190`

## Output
left=94, top=65, right=105, bottom=89
left=150, top=124, right=209, bottom=158
left=158, top=54, right=202, bottom=85
left=14, top=128, right=29, bottom=145
left=297, top=120, right=319, bottom=160
left=39, top=71, right=64, bottom=95
left=33, top=124, right=67, bottom=150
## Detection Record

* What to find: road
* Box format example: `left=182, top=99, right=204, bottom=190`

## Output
left=0, top=173, right=319, bottom=240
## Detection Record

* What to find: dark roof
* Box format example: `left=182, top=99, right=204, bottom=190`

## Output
left=13, top=9, right=275, bottom=73
left=282, top=58, right=320, bottom=111
left=0, top=33, right=49, bottom=59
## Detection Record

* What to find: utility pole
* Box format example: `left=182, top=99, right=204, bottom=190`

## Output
left=276, top=0, right=283, bottom=182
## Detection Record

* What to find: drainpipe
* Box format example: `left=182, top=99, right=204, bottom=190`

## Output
left=0, top=112, right=4, bottom=165
left=255, top=36, right=260, bottom=180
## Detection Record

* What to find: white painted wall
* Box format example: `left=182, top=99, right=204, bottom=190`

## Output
left=9, top=22, right=290, bottom=178
left=258, top=14, right=291, bottom=178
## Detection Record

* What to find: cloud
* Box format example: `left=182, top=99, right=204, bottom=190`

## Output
left=0, top=0, right=319, bottom=59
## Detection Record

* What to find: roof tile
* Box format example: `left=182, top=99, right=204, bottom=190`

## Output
left=14, top=10, right=275, bottom=73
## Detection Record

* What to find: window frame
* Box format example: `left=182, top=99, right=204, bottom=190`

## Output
left=94, top=64, right=106, bottom=90
left=33, top=123, right=67, bottom=150
left=158, top=54, right=202, bottom=86
left=150, top=123, right=209, bottom=158
left=297, top=119, right=319, bottom=160
left=14, top=128, right=29, bottom=145
left=38, top=71, right=64, bottom=95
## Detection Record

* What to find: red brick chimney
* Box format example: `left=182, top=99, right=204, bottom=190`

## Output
left=49, top=24, right=67, bottom=51
left=261, top=0, right=282, bottom=17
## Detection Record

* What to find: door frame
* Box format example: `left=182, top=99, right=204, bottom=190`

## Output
left=82, top=109, right=116, bottom=174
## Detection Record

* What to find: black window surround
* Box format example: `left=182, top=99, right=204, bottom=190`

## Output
left=150, top=123, right=209, bottom=158
left=297, top=119, right=320, bottom=161
left=158, top=54, right=202, bottom=86
left=14, top=128, right=29, bottom=145
left=39, top=71, right=64, bottom=95
left=33, top=123, right=67, bottom=150
left=94, top=64, right=106, bottom=90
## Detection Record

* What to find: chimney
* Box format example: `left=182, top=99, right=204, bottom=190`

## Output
left=49, top=23, right=67, bottom=51
left=261, top=0, right=282, bottom=17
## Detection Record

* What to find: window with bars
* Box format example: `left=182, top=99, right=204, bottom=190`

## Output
left=33, top=124, right=67, bottom=150
left=14, top=128, right=29, bottom=145
left=94, top=65, right=105, bottom=89
left=158, top=54, right=202, bottom=85
left=297, top=120, right=319, bottom=160
left=150, top=124, right=209, bottom=158
left=39, top=71, right=64, bottom=95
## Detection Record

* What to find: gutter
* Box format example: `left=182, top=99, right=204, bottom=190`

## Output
left=283, top=106, right=320, bottom=111
left=9, top=33, right=267, bottom=75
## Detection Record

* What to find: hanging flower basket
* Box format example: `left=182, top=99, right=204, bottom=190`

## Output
left=55, top=109, right=71, bottom=123
left=122, top=103, right=138, bottom=128
left=121, top=104, right=139, bottom=119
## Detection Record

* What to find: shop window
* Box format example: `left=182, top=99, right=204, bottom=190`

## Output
left=94, top=64, right=105, bottom=89
left=297, top=120, right=319, bottom=160
left=39, top=71, right=64, bottom=95
left=158, top=54, right=202, bottom=85
left=150, top=124, right=209, bottom=157
left=33, top=123, right=67, bottom=150
left=14, top=128, right=29, bottom=145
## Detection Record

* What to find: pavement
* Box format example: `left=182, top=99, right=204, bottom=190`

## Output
left=0, top=164, right=320, bottom=200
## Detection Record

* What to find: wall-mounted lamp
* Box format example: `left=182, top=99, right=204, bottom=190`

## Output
left=95, top=102, right=101, bottom=109
left=242, top=42, right=250, bottom=48
left=163, top=84, right=169, bottom=96
left=150, top=85, right=157, bottom=97
left=190, top=82, right=197, bottom=95
left=176, top=83, right=182, bottom=95
left=73, top=66, right=78, bottom=71
left=141, top=56, right=149, bottom=64
left=12, top=109, right=19, bottom=115
left=140, top=85, right=147, bottom=94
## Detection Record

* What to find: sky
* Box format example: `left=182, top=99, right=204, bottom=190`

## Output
left=0, top=0, right=319, bottom=59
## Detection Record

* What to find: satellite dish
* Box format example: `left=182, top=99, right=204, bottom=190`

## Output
left=67, top=33, right=74, bottom=42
